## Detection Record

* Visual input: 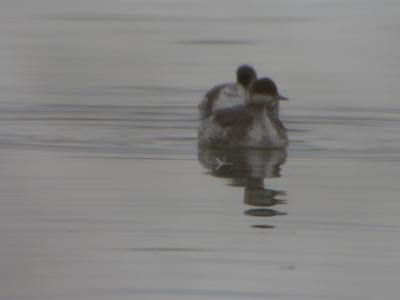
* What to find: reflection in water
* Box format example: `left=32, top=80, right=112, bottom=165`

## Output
left=198, top=147, right=287, bottom=228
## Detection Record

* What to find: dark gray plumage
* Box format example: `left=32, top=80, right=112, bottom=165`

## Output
left=213, top=104, right=253, bottom=128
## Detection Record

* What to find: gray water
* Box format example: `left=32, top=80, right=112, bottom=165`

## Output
left=1, top=1, right=400, bottom=299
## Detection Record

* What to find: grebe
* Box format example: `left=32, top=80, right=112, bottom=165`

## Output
left=198, top=77, right=288, bottom=149
left=199, top=65, right=257, bottom=119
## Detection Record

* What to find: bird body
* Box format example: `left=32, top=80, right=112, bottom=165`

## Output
left=198, top=77, right=288, bottom=149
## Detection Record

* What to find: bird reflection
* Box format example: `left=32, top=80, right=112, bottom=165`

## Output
left=198, top=147, right=287, bottom=229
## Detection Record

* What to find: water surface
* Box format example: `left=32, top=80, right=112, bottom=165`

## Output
left=1, top=1, right=400, bottom=299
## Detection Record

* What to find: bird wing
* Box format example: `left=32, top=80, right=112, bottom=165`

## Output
left=199, top=83, right=229, bottom=118
left=213, top=104, right=253, bottom=128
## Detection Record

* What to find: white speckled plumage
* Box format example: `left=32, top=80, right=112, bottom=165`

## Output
left=244, top=108, right=287, bottom=148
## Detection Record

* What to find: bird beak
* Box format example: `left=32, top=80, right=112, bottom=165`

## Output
left=276, top=93, right=289, bottom=101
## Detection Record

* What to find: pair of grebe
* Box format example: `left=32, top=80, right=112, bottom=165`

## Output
left=198, top=65, right=289, bottom=148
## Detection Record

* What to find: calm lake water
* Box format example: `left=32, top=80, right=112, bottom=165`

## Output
left=1, top=0, right=400, bottom=299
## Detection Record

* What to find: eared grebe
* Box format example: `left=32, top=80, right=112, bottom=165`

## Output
left=198, top=65, right=257, bottom=119
left=198, top=77, right=289, bottom=149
